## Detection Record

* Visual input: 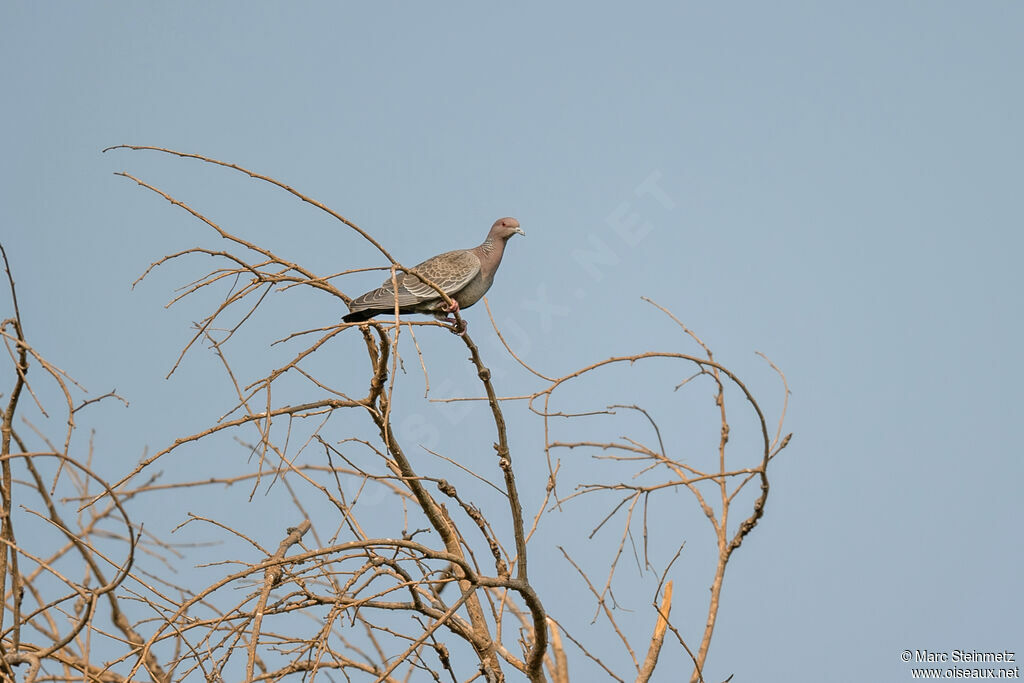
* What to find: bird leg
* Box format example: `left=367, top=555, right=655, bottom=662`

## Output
left=431, top=301, right=467, bottom=334
left=438, top=299, right=467, bottom=335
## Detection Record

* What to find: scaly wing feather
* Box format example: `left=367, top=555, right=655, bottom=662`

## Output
left=348, top=250, right=481, bottom=311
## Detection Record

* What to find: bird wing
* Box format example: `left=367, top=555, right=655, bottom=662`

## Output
left=350, top=250, right=481, bottom=310
left=400, top=249, right=481, bottom=299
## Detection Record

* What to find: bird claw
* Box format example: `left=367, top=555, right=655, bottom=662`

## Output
left=435, top=301, right=465, bottom=335
left=444, top=317, right=467, bottom=336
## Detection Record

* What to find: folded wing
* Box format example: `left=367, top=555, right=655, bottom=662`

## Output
left=346, top=249, right=481, bottom=317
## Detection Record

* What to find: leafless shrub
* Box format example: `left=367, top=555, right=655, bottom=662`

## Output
left=0, top=148, right=791, bottom=682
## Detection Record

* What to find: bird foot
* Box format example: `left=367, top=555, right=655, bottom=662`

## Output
left=443, top=316, right=467, bottom=336
left=443, top=300, right=460, bottom=314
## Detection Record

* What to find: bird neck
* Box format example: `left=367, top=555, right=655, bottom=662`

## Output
left=477, top=236, right=506, bottom=271
left=479, top=237, right=502, bottom=256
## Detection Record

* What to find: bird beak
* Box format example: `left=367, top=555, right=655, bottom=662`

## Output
left=514, top=226, right=525, bottom=236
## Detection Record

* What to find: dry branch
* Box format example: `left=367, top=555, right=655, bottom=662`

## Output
left=0, top=147, right=791, bottom=682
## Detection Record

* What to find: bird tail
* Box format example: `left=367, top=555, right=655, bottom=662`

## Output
left=342, top=309, right=379, bottom=323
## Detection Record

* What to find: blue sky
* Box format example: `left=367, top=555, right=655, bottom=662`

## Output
left=3, top=3, right=1022, bottom=681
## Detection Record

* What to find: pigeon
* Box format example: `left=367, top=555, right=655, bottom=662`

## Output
left=343, top=217, right=525, bottom=325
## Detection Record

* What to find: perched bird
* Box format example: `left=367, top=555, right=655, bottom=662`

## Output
left=343, top=217, right=525, bottom=326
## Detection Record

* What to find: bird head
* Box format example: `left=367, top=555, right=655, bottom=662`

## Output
left=491, top=217, right=525, bottom=240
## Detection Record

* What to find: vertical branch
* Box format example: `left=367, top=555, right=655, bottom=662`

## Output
left=637, top=580, right=673, bottom=683
left=0, top=244, right=27, bottom=658
left=245, top=520, right=311, bottom=682
left=546, top=617, right=570, bottom=683
left=460, top=333, right=527, bottom=580
left=692, top=361, right=731, bottom=681
left=365, top=332, right=506, bottom=680
left=461, top=331, right=549, bottom=681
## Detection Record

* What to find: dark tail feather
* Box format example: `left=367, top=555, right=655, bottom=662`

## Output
left=343, top=308, right=380, bottom=323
